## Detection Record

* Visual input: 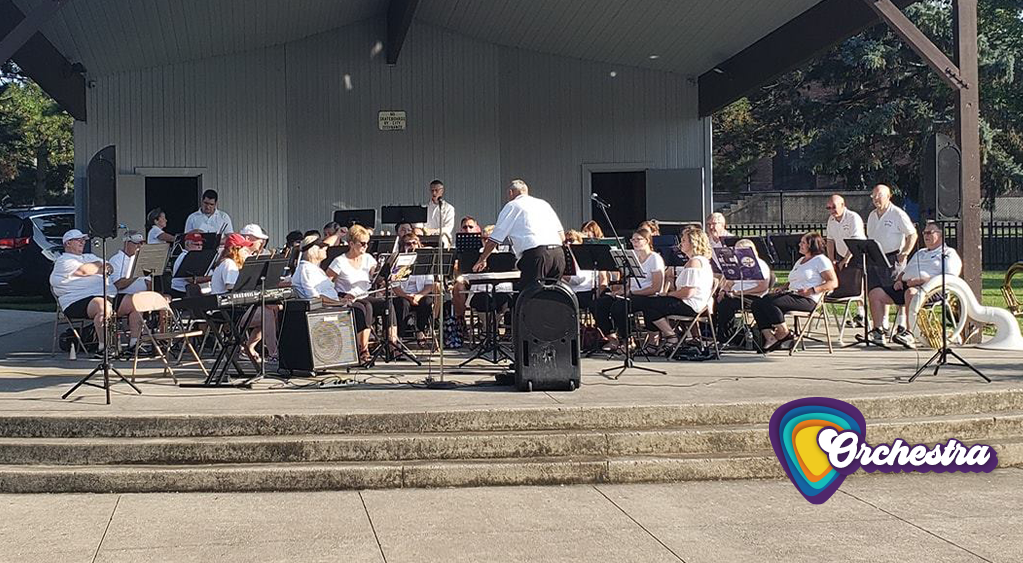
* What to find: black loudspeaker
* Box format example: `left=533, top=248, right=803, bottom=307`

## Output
left=513, top=281, right=581, bottom=391
left=86, top=145, right=118, bottom=238
left=278, top=303, right=360, bottom=374
left=920, top=133, right=961, bottom=221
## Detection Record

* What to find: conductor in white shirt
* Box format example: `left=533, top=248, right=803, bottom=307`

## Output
left=184, top=189, right=234, bottom=236
left=473, top=179, right=566, bottom=287
left=424, top=180, right=455, bottom=246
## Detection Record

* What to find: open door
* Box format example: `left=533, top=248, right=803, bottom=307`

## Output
left=645, top=168, right=706, bottom=225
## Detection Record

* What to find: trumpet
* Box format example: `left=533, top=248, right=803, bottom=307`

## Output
left=1002, top=261, right=1023, bottom=317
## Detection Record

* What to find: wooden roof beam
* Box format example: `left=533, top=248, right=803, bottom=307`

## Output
left=386, top=0, right=420, bottom=65
left=0, top=0, right=86, bottom=121
left=697, top=0, right=916, bottom=117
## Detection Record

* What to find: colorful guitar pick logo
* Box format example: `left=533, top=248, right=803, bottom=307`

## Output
left=769, top=397, right=866, bottom=505
left=770, top=397, right=998, bottom=505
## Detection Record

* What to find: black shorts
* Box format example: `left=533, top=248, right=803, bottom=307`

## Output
left=880, top=284, right=907, bottom=305
left=64, top=296, right=107, bottom=319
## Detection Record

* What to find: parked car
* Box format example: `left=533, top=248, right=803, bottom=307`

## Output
left=0, top=206, right=75, bottom=297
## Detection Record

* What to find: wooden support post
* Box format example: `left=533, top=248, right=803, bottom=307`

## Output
left=953, top=0, right=982, bottom=300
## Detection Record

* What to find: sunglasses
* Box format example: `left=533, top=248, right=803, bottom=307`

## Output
left=352, top=239, right=369, bottom=246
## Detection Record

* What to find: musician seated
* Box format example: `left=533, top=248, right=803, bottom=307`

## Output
left=562, top=230, right=606, bottom=311
left=714, top=238, right=771, bottom=343
left=580, top=220, right=604, bottom=240
left=638, top=226, right=715, bottom=348
left=395, top=222, right=414, bottom=238
left=451, top=216, right=483, bottom=322
left=211, top=234, right=278, bottom=362
left=109, top=230, right=172, bottom=351
left=326, top=224, right=399, bottom=359
left=752, top=232, right=837, bottom=352
left=50, top=229, right=115, bottom=355
left=392, top=233, right=435, bottom=342
left=240, top=224, right=271, bottom=256
left=867, top=222, right=962, bottom=349
left=170, top=232, right=209, bottom=299
left=592, top=227, right=665, bottom=352
left=322, top=222, right=347, bottom=246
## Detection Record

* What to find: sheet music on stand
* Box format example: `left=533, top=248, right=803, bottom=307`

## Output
left=610, top=248, right=646, bottom=283
left=411, top=248, right=456, bottom=277
left=713, top=246, right=764, bottom=281
left=174, top=249, right=217, bottom=280
left=721, top=235, right=777, bottom=265
left=129, top=243, right=171, bottom=279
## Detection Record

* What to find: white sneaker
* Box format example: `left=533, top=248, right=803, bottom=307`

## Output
left=892, top=330, right=916, bottom=349
left=867, top=328, right=886, bottom=346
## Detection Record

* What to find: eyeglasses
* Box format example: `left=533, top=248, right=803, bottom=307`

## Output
left=352, top=239, right=369, bottom=246
left=825, top=205, right=836, bottom=210
left=924, top=230, right=940, bottom=235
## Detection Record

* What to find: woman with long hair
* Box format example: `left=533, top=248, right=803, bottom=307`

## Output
left=210, top=234, right=279, bottom=362
left=638, top=226, right=715, bottom=347
left=580, top=220, right=604, bottom=240
left=752, top=232, right=838, bottom=351
left=591, top=227, right=665, bottom=351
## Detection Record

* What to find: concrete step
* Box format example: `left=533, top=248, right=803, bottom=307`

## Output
left=2, top=438, right=1021, bottom=494
left=5, top=389, right=1023, bottom=438
left=2, top=413, right=1021, bottom=467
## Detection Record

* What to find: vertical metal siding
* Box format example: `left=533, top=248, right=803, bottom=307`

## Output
left=75, top=18, right=702, bottom=241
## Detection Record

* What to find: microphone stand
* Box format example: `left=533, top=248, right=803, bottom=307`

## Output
left=426, top=196, right=456, bottom=388
left=592, top=198, right=665, bottom=379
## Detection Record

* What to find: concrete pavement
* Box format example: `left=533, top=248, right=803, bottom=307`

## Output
left=2, top=469, right=1019, bottom=562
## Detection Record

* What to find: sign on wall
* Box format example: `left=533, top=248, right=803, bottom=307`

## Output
left=378, top=110, right=407, bottom=131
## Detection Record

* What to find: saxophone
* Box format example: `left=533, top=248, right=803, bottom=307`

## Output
left=1002, top=261, right=1023, bottom=317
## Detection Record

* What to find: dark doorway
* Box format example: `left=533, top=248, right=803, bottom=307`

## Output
left=145, top=177, right=199, bottom=237
left=591, top=171, right=646, bottom=235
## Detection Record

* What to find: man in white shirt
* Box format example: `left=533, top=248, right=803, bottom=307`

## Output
left=184, top=189, right=233, bottom=236
left=866, top=184, right=917, bottom=287
left=290, top=235, right=343, bottom=305
left=473, top=179, right=565, bottom=286
left=108, top=230, right=171, bottom=349
left=867, top=222, right=961, bottom=348
left=50, top=229, right=115, bottom=353
left=825, top=194, right=866, bottom=268
left=706, top=213, right=733, bottom=248
left=424, top=180, right=455, bottom=247
left=240, top=224, right=270, bottom=255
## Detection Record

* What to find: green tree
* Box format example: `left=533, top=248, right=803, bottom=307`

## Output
left=714, top=0, right=1023, bottom=203
left=0, top=63, right=74, bottom=207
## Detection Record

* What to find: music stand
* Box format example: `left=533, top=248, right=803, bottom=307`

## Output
left=129, top=243, right=170, bottom=279
left=844, top=238, right=889, bottom=349
left=381, top=205, right=428, bottom=226
left=418, top=234, right=442, bottom=248
left=721, top=236, right=776, bottom=265
left=767, top=234, right=804, bottom=268
left=458, top=252, right=519, bottom=367
left=369, top=252, right=421, bottom=365
left=368, top=235, right=398, bottom=255
left=652, top=234, right=687, bottom=268
left=173, top=249, right=217, bottom=282
left=333, top=209, right=376, bottom=229
left=714, top=246, right=765, bottom=352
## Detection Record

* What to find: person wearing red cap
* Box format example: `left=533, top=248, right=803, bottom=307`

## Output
left=169, top=232, right=208, bottom=298
left=211, top=233, right=279, bottom=362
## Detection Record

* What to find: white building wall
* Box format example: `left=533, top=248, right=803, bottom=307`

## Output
left=75, top=18, right=704, bottom=243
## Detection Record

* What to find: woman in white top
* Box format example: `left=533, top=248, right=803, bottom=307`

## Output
left=751, top=232, right=838, bottom=351
left=639, top=226, right=716, bottom=347
left=326, top=224, right=398, bottom=360
left=210, top=234, right=279, bottom=362
left=714, top=239, right=772, bottom=342
left=561, top=230, right=608, bottom=311
left=591, top=227, right=665, bottom=351
left=146, top=208, right=176, bottom=244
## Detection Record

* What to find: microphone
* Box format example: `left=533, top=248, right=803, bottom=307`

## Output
left=591, top=193, right=611, bottom=208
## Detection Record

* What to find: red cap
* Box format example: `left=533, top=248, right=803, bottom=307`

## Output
left=224, top=233, right=254, bottom=249
left=184, top=232, right=203, bottom=243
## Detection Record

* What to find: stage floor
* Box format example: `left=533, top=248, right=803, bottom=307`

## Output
left=1, top=311, right=1021, bottom=415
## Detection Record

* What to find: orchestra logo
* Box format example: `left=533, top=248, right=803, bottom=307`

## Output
left=768, top=397, right=998, bottom=504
